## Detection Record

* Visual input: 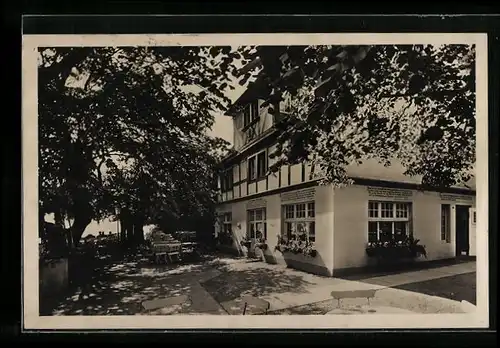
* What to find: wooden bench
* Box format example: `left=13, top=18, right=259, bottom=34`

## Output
left=330, top=289, right=377, bottom=307
left=241, top=295, right=271, bottom=315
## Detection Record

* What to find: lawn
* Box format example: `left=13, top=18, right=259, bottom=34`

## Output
left=392, top=272, right=476, bottom=305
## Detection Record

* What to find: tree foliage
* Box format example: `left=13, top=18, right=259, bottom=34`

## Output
left=38, top=46, right=254, bottom=245
left=238, top=44, right=476, bottom=189
left=38, top=43, right=476, bottom=247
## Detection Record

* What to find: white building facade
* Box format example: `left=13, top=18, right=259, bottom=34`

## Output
left=215, top=69, right=476, bottom=277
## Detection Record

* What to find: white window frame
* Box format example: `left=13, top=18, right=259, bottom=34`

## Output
left=247, top=149, right=267, bottom=181
left=282, top=202, right=316, bottom=242
left=220, top=168, right=233, bottom=193
left=247, top=208, right=267, bottom=240
left=368, top=201, right=412, bottom=242
left=222, top=212, right=232, bottom=234
left=441, top=204, right=451, bottom=243
left=242, top=101, right=259, bottom=129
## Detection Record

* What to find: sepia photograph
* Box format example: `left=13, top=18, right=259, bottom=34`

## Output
left=22, top=33, right=489, bottom=330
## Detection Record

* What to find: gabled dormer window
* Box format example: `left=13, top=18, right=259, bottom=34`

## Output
left=243, top=101, right=259, bottom=129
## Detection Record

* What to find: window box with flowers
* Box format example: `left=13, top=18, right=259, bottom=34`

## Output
left=275, top=202, right=318, bottom=258
left=365, top=200, right=426, bottom=265
left=365, top=235, right=427, bottom=262
left=275, top=234, right=318, bottom=258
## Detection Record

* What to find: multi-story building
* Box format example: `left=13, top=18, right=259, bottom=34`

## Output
left=215, top=52, right=476, bottom=277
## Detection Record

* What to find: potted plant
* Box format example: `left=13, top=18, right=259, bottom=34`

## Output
left=252, top=231, right=267, bottom=250
left=240, top=236, right=252, bottom=249
left=255, top=238, right=268, bottom=250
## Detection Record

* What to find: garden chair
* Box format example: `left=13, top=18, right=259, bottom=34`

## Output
left=241, top=295, right=271, bottom=315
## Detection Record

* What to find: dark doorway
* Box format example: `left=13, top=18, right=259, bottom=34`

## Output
left=455, top=205, right=470, bottom=257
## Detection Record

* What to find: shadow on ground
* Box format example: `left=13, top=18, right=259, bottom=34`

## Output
left=393, top=272, right=477, bottom=305
left=201, top=266, right=316, bottom=304
left=336, top=257, right=476, bottom=282
left=40, top=254, right=230, bottom=316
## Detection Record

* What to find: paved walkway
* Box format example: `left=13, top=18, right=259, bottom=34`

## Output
left=357, top=262, right=476, bottom=287
left=208, top=259, right=477, bottom=315
left=46, top=255, right=476, bottom=316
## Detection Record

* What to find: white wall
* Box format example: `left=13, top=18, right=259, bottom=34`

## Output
left=332, top=185, right=476, bottom=271
left=346, top=158, right=476, bottom=191
left=469, top=207, right=477, bottom=256
left=216, top=185, right=335, bottom=274
left=413, top=191, right=455, bottom=261
left=332, top=185, right=371, bottom=269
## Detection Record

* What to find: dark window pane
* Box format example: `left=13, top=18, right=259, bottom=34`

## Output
left=286, top=222, right=292, bottom=240
left=379, top=221, right=393, bottom=242
left=368, top=221, right=378, bottom=233
left=308, top=221, right=315, bottom=242
left=257, top=152, right=267, bottom=177
left=248, top=157, right=256, bottom=180
left=394, top=222, right=407, bottom=241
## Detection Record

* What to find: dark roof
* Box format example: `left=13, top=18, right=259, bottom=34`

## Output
left=225, top=46, right=289, bottom=117
left=225, top=76, right=271, bottom=117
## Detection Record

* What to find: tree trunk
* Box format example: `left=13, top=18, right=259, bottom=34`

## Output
left=119, top=208, right=134, bottom=246
left=126, top=222, right=134, bottom=243
left=70, top=214, right=92, bottom=248
left=119, top=217, right=126, bottom=242
left=133, top=215, right=145, bottom=245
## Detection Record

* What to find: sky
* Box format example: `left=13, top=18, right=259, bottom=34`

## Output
left=207, top=83, right=246, bottom=145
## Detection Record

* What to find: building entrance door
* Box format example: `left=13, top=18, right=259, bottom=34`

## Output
left=455, top=205, right=471, bottom=257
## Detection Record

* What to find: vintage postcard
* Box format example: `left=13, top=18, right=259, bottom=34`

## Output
left=22, top=32, right=489, bottom=330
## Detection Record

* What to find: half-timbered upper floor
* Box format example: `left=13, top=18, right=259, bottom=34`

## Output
left=217, top=52, right=476, bottom=204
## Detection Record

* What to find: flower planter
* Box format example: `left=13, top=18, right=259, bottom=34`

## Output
left=253, top=244, right=279, bottom=264
left=365, top=237, right=427, bottom=268
left=280, top=251, right=328, bottom=276
left=240, top=241, right=252, bottom=249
